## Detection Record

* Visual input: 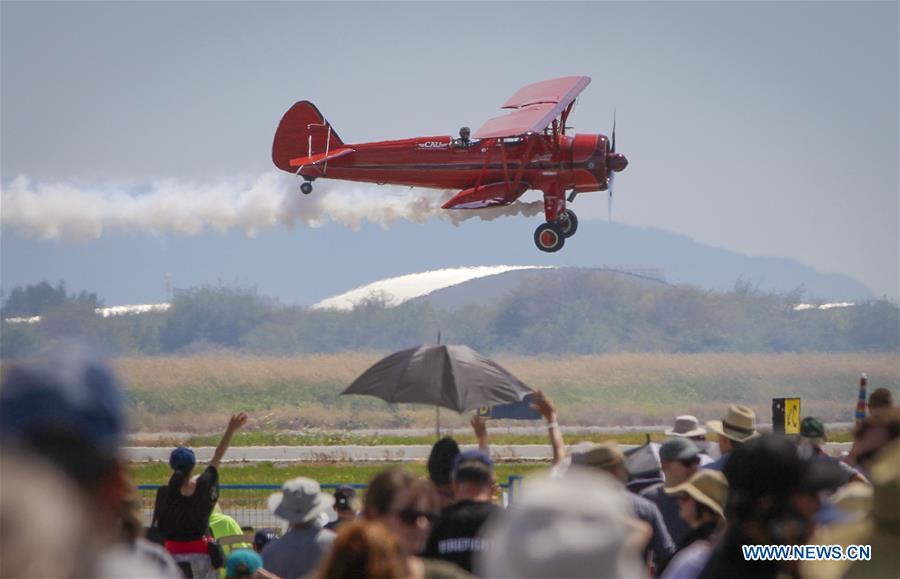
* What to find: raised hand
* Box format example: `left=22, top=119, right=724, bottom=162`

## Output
left=228, top=412, right=249, bottom=433
left=529, top=391, right=557, bottom=423
left=211, top=412, right=248, bottom=469
left=531, top=391, right=565, bottom=466
left=471, top=415, right=488, bottom=440
left=471, top=415, right=490, bottom=452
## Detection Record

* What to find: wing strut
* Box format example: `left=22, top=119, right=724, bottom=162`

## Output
left=499, top=143, right=513, bottom=194
left=472, top=142, right=495, bottom=193
left=511, top=136, right=538, bottom=188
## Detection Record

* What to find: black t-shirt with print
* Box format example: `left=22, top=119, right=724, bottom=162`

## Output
left=424, top=500, right=500, bottom=573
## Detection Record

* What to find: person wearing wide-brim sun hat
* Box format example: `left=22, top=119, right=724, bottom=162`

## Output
left=703, top=405, right=759, bottom=472
left=665, top=415, right=717, bottom=464
left=261, top=477, right=336, bottom=579
left=803, top=438, right=900, bottom=579
left=659, top=469, right=728, bottom=579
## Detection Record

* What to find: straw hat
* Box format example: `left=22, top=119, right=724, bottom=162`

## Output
left=831, top=482, right=873, bottom=522
left=571, top=443, right=625, bottom=471
left=706, top=405, right=759, bottom=442
left=665, top=415, right=707, bottom=438
left=849, top=438, right=900, bottom=546
left=665, top=469, right=728, bottom=519
left=802, top=440, right=900, bottom=579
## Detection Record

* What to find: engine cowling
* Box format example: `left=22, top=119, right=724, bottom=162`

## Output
left=570, top=133, right=609, bottom=192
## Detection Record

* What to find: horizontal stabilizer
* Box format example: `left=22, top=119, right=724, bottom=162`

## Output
left=288, top=147, right=355, bottom=168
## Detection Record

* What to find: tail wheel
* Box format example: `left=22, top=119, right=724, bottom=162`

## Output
left=558, top=209, right=578, bottom=238
left=534, top=223, right=565, bottom=253
left=300, top=182, right=313, bottom=195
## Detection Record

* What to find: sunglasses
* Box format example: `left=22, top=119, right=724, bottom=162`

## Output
left=855, top=446, right=881, bottom=466
left=395, top=508, right=438, bottom=525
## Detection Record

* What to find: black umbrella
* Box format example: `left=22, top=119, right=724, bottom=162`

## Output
left=341, top=344, right=533, bottom=413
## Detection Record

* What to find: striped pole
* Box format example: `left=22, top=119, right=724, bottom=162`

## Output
left=855, top=373, right=868, bottom=424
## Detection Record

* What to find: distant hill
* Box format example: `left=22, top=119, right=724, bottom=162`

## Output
left=4, top=268, right=896, bottom=359
left=302, top=220, right=873, bottom=309
left=1, top=216, right=876, bottom=309
left=411, top=267, right=671, bottom=311
left=312, top=266, right=555, bottom=310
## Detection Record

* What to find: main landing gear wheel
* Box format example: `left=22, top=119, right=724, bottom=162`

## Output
left=534, top=222, right=565, bottom=253
left=300, top=182, right=313, bottom=195
left=558, top=209, right=578, bottom=238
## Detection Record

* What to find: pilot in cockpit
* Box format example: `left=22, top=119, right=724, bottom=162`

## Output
left=451, top=126, right=472, bottom=148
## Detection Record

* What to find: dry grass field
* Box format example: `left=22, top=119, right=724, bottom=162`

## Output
left=116, top=352, right=899, bottom=433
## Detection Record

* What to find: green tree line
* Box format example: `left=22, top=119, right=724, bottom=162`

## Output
left=2, top=273, right=898, bottom=359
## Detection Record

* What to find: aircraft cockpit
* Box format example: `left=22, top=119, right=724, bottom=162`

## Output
left=451, top=126, right=478, bottom=149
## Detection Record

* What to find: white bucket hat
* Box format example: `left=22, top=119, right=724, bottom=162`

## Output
left=665, top=415, right=707, bottom=438
left=267, top=477, right=333, bottom=524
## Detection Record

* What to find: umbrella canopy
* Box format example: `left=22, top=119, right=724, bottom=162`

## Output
left=341, top=344, right=533, bottom=413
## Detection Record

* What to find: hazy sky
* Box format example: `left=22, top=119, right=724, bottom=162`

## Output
left=2, top=1, right=898, bottom=301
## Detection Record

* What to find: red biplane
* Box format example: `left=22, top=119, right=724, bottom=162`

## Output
left=272, top=76, right=627, bottom=252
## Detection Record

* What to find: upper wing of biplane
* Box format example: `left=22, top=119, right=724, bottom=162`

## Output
left=473, top=76, right=591, bottom=139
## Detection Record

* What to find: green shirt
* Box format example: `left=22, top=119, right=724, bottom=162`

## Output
left=209, top=511, right=250, bottom=578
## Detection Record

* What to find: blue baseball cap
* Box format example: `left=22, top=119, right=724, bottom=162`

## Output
left=452, top=449, right=493, bottom=473
left=0, top=352, right=125, bottom=486
left=169, top=446, right=196, bottom=474
left=225, top=549, right=262, bottom=578
left=253, top=528, right=279, bottom=550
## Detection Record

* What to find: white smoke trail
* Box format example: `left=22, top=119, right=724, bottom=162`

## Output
left=0, top=173, right=544, bottom=240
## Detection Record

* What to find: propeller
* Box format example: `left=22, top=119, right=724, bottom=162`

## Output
left=607, top=171, right=615, bottom=221
left=607, top=109, right=616, bottom=221
left=611, top=109, right=616, bottom=153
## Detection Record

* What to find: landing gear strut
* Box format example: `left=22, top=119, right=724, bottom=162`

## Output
left=534, top=222, right=565, bottom=253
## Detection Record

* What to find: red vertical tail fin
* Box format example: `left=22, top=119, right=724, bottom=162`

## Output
left=272, top=101, right=344, bottom=172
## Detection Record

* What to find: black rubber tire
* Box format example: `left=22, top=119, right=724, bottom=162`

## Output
left=534, top=222, right=566, bottom=253
left=300, top=182, right=313, bottom=195
left=558, top=209, right=578, bottom=238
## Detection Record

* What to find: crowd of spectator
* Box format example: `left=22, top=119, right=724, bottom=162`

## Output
left=1, top=350, right=898, bottom=578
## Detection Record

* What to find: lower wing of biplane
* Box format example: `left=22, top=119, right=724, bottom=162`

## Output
left=441, top=181, right=529, bottom=209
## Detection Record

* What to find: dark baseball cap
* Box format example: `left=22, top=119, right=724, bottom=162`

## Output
left=659, top=437, right=701, bottom=461
left=452, top=449, right=494, bottom=486
left=800, top=417, right=826, bottom=439
left=725, top=435, right=845, bottom=498
left=333, top=485, right=358, bottom=511
left=253, top=528, right=279, bottom=550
